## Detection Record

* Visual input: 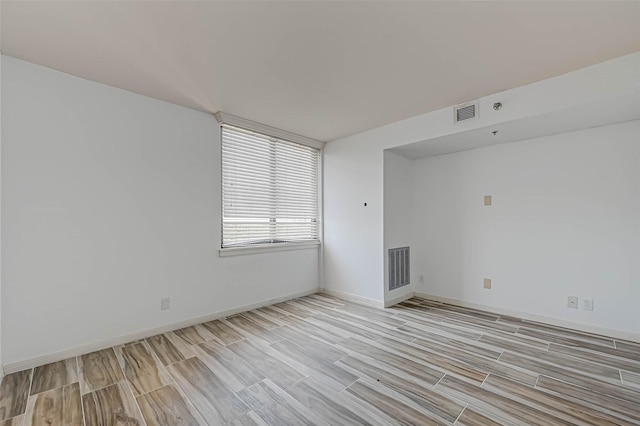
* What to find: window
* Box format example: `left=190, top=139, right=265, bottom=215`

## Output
left=221, top=124, right=320, bottom=249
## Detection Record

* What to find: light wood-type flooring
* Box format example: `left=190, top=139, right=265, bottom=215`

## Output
left=1, top=294, right=639, bottom=425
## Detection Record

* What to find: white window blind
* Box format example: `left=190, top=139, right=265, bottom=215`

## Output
left=221, top=125, right=320, bottom=248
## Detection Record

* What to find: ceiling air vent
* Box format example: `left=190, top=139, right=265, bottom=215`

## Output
left=454, top=101, right=479, bottom=124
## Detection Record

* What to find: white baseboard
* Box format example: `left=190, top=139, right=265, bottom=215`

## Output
left=415, top=292, right=640, bottom=343
left=319, top=288, right=385, bottom=308
left=3, top=287, right=318, bottom=374
left=384, top=291, right=415, bottom=308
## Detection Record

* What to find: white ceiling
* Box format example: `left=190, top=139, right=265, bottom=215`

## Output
left=389, top=91, right=640, bottom=159
left=2, top=1, right=639, bottom=142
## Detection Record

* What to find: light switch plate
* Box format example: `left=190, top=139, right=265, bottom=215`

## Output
left=483, top=278, right=491, bottom=289
left=484, top=195, right=492, bottom=206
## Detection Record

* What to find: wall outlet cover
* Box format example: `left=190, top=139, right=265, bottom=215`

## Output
left=582, top=299, right=594, bottom=311
left=567, top=296, right=578, bottom=309
left=483, top=278, right=491, bottom=289
left=161, top=297, right=171, bottom=310
left=484, top=195, right=492, bottom=206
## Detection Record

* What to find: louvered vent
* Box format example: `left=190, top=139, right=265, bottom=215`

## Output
left=389, top=247, right=410, bottom=291
left=454, top=102, right=478, bottom=123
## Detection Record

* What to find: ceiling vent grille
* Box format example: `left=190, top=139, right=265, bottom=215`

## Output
left=454, top=102, right=479, bottom=123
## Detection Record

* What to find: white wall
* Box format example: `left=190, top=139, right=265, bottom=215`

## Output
left=324, top=52, right=640, bottom=310
left=383, top=151, right=414, bottom=305
left=324, top=137, right=384, bottom=303
left=411, top=121, right=640, bottom=335
left=0, top=53, right=3, bottom=372
left=1, top=56, right=319, bottom=366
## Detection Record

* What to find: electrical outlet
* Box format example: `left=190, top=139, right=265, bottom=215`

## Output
left=161, top=297, right=170, bottom=310
left=483, top=278, right=491, bottom=289
left=419, top=275, right=424, bottom=284
left=582, top=299, right=594, bottom=311
left=567, top=296, right=578, bottom=309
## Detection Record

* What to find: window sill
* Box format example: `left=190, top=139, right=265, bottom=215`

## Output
left=218, top=241, right=321, bottom=257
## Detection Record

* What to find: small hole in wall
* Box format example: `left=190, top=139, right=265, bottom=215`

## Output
left=364, top=202, right=367, bottom=206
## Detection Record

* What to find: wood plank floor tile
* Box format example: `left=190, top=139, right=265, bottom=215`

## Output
left=323, top=310, right=415, bottom=341
left=415, top=301, right=512, bottom=327
left=296, top=297, right=349, bottom=314
left=402, top=326, right=502, bottom=359
left=372, top=336, right=488, bottom=385
left=257, top=306, right=289, bottom=320
left=482, top=341, right=621, bottom=382
left=272, top=302, right=314, bottom=318
left=287, top=376, right=388, bottom=426
left=548, top=343, right=640, bottom=374
left=30, top=359, right=78, bottom=396
left=23, top=382, right=82, bottom=426
left=338, top=337, right=445, bottom=386
left=443, top=316, right=519, bottom=335
left=417, top=299, right=501, bottom=322
left=136, top=384, right=204, bottom=426
left=226, top=411, right=268, bottom=426
left=0, top=370, right=32, bottom=422
left=281, top=301, right=321, bottom=316
left=288, top=299, right=335, bottom=316
left=201, top=319, right=244, bottom=346
left=120, top=342, right=173, bottom=397
left=331, top=304, right=408, bottom=329
left=337, top=355, right=464, bottom=423
left=455, top=406, right=510, bottom=426
left=82, top=382, right=144, bottom=426
left=499, top=351, right=640, bottom=405
left=421, top=303, right=504, bottom=324
left=346, top=379, right=450, bottom=426
left=237, top=379, right=327, bottom=426
left=78, top=348, right=125, bottom=395
left=146, top=333, right=193, bottom=366
left=478, top=333, right=550, bottom=352
left=411, top=337, right=537, bottom=386
left=278, top=316, right=347, bottom=345
left=517, top=329, right=640, bottom=362
left=226, top=339, right=306, bottom=390
left=269, top=339, right=356, bottom=388
left=517, top=321, right=616, bottom=347
left=621, top=370, right=640, bottom=388
left=192, top=340, right=264, bottom=392
left=225, top=316, right=283, bottom=344
left=308, top=293, right=345, bottom=305
left=535, top=375, right=640, bottom=423
left=313, top=314, right=390, bottom=341
left=483, top=374, right=632, bottom=425
left=435, top=375, right=567, bottom=426
left=395, top=313, right=482, bottom=341
left=173, top=325, right=214, bottom=346
left=241, top=311, right=282, bottom=330
left=271, top=326, right=347, bottom=362
left=616, top=340, right=640, bottom=354
left=167, top=357, right=248, bottom=424
left=0, top=415, right=24, bottom=426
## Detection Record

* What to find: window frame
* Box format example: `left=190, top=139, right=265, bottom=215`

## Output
left=215, top=112, right=324, bottom=257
